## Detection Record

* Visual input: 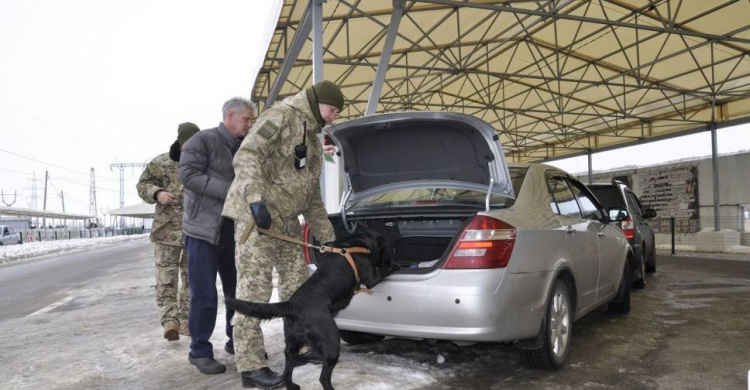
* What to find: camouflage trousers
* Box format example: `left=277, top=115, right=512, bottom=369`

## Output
left=232, top=220, right=309, bottom=372
left=154, top=243, right=190, bottom=326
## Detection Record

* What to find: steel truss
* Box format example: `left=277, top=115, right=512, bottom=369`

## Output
left=255, top=0, right=750, bottom=162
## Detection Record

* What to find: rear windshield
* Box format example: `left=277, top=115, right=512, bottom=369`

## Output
left=588, top=186, right=625, bottom=208
left=348, top=167, right=527, bottom=212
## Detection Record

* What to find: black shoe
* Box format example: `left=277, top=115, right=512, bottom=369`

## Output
left=188, top=354, right=226, bottom=375
left=241, top=367, right=285, bottom=389
left=225, top=342, right=234, bottom=355
left=294, top=351, right=323, bottom=367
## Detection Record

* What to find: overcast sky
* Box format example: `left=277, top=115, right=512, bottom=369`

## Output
left=0, top=0, right=282, bottom=218
left=1, top=1, right=748, bottom=222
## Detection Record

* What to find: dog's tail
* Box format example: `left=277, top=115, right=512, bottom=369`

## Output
left=225, top=296, right=296, bottom=320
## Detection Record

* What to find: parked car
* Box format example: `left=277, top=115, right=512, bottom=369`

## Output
left=0, top=225, right=22, bottom=246
left=588, top=181, right=657, bottom=289
left=303, top=112, right=633, bottom=370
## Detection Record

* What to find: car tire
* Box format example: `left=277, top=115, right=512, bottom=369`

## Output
left=645, top=247, right=656, bottom=273
left=519, top=279, right=572, bottom=370
left=632, top=250, right=646, bottom=290
left=339, top=330, right=385, bottom=345
left=608, top=262, right=631, bottom=314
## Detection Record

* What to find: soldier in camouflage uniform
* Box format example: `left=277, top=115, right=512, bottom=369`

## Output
left=137, top=122, right=200, bottom=341
left=222, top=80, right=345, bottom=388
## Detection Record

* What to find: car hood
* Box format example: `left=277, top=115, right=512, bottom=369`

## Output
left=327, top=111, right=514, bottom=199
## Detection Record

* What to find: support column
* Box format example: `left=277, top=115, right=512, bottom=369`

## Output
left=312, top=0, right=325, bottom=83
left=365, top=0, right=405, bottom=116
left=710, top=99, right=720, bottom=231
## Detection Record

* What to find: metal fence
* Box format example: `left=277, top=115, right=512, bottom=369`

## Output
left=18, top=227, right=147, bottom=243
left=655, top=216, right=750, bottom=255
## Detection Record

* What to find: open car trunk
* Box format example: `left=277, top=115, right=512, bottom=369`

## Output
left=303, top=111, right=516, bottom=272
left=304, top=210, right=478, bottom=272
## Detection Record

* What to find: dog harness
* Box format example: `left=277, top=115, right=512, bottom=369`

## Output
left=318, top=246, right=373, bottom=295
left=242, top=222, right=374, bottom=295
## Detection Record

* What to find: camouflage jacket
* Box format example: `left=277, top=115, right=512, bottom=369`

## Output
left=222, top=90, right=335, bottom=243
left=136, top=152, right=185, bottom=247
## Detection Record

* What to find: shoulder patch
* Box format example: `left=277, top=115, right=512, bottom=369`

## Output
left=257, top=121, right=279, bottom=139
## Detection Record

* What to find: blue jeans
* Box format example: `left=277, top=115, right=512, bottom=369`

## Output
left=186, top=218, right=237, bottom=358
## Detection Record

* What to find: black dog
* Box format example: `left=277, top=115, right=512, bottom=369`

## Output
left=225, top=229, right=398, bottom=390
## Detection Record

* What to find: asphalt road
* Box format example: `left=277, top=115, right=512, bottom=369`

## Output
left=0, top=241, right=748, bottom=389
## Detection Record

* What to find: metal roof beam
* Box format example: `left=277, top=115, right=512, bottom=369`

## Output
left=415, top=0, right=750, bottom=44
left=266, top=2, right=313, bottom=107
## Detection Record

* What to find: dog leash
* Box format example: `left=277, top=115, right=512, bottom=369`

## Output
left=240, top=221, right=373, bottom=294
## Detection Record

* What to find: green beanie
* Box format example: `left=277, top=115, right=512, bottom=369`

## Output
left=310, top=80, right=345, bottom=111
left=177, top=122, right=200, bottom=145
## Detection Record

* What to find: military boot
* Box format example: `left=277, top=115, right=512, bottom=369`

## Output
left=163, top=321, right=179, bottom=341
left=241, top=367, right=284, bottom=388
left=178, top=320, right=190, bottom=337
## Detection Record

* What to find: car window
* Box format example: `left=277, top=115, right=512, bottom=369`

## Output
left=588, top=185, right=625, bottom=208
left=569, top=180, right=604, bottom=221
left=625, top=191, right=643, bottom=217
left=547, top=176, right=581, bottom=217
left=348, top=187, right=513, bottom=211
left=8, top=227, right=15, bottom=234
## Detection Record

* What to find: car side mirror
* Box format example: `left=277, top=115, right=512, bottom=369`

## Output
left=644, top=208, right=657, bottom=219
left=608, top=207, right=628, bottom=223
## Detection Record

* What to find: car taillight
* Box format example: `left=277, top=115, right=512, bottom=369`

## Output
left=621, top=217, right=634, bottom=240
left=302, top=223, right=312, bottom=264
left=443, top=215, right=516, bottom=269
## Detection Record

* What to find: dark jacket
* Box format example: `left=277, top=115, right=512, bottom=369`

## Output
left=178, top=123, right=241, bottom=245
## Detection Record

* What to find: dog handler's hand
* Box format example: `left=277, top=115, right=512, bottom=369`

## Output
left=250, top=202, right=272, bottom=230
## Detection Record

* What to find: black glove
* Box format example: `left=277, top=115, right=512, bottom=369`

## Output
left=250, top=202, right=272, bottom=230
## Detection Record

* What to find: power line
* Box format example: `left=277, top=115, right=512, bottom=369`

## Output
left=0, top=147, right=89, bottom=175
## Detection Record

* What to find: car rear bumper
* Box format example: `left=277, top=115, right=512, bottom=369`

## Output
left=335, top=268, right=553, bottom=342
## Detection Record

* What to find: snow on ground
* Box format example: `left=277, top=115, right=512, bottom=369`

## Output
left=0, top=236, right=447, bottom=389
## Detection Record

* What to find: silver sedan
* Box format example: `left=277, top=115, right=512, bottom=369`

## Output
left=306, top=112, right=634, bottom=369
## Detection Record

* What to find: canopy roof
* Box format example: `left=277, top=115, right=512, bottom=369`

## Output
left=109, top=203, right=155, bottom=218
left=0, top=206, right=94, bottom=220
left=254, top=0, right=750, bottom=163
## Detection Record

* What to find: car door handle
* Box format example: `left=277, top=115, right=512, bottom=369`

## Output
left=565, top=226, right=575, bottom=234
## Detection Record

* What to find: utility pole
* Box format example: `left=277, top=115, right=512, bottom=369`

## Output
left=59, top=191, right=65, bottom=213
left=43, top=170, right=49, bottom=229
left=30, top=172, right=38, bottom=209
left=89, top=168, right=98, bottom=226
left=110, top=162, right=146, bottom=228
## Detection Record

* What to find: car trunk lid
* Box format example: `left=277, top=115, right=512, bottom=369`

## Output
left=327, top=112, right=515, bottom=203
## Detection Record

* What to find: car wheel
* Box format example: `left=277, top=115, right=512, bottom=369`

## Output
left=339, top=330, right=385, bottom=345
left=519, top=279, right=572, bottom=370
left=632, top=250, right=646, bottom=290
left=608, top=262, right=631, bottom=314
left=646, top=247, right=656, bottom=273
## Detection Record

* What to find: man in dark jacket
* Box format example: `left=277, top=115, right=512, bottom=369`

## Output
left=178, top=97, right=255, bottom=375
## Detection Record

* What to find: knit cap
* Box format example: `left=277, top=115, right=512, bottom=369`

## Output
left=311, top=80, right=345, bottom=111
left=177, top=122, right=200, bottom=145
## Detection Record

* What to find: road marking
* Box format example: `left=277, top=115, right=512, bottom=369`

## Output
left=28, top=296, right=74, bottom=316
